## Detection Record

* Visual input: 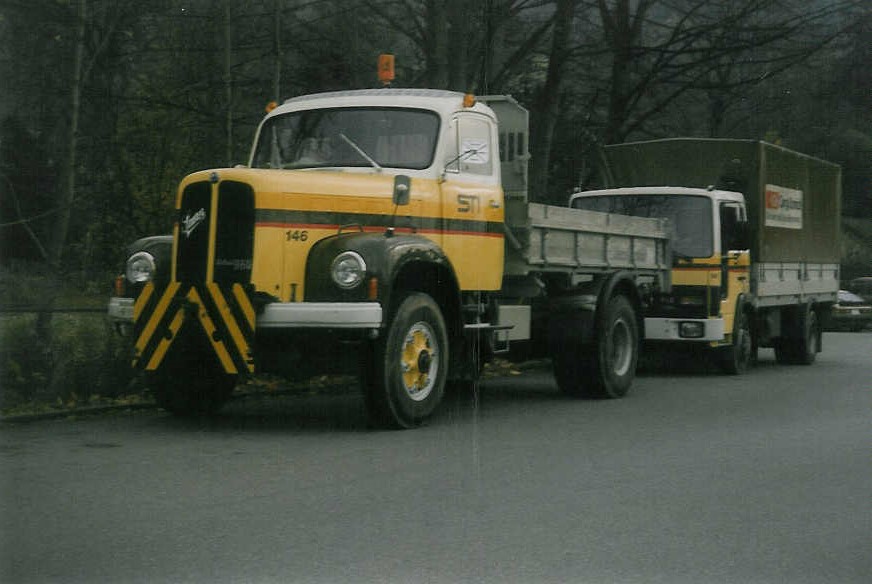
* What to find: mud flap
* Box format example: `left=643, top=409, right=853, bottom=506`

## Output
left=132, top=281, right=255, bottom=375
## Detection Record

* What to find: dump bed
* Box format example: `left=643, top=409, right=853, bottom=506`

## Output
left=503, top=200, right=672, bottom=280
left=602, top=138, right=842, bottom=264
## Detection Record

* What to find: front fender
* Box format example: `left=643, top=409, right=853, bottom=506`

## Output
left=596, top=271, right=645, bottom=340
left=304, top=231, right=456, bottom=312
left=548, top=271, right=644, bottom=347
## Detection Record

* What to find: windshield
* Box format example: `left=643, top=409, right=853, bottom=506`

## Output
left=251, top=107, right=440, bottom=170
left=838, top=290, right=866, bottom=305
left=573, top=194, right=713, bottom=258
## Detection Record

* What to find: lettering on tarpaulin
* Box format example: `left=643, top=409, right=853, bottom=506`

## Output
left=764, top=184, right=803, bottom=229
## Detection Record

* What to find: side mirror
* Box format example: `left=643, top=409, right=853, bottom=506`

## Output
left=720, top=204, right=750, bottom=252
left=393, top=175, right=411, bottom=206
left=734, top=220, right=750, bottom=250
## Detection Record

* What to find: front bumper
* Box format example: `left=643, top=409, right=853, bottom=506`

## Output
left=258, top=302, right=383, bottom=330
left=644, top=317, right=725, bottom=342
left=107, top=297, right=134, bottom=322
left=110, top=295, right=383, bottom=331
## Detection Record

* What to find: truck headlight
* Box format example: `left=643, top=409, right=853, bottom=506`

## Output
left=125, top=251, right=156, bottom=283
left=331, top=251, right=366, bottom=289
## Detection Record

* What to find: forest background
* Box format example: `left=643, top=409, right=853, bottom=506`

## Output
left=0, top=0, right=870, bottom=411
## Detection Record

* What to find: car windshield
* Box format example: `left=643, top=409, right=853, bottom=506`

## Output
left=251, top=107, right=440, bottom=171
left=573, top=194, right=713, bottom=259
left=838, top=290, right=865, bottom=304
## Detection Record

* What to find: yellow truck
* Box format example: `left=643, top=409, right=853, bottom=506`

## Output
left=110, top=89, right=673, bottom=428
left=571, top=138, right=841, bottom=373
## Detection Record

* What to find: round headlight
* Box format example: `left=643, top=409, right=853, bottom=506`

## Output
left=331, top=251, right=366, bottom=289
left=126, top=251, right=156, bottom=283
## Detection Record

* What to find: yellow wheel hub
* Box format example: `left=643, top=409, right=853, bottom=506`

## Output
left=399, top=322, right=439, bottom=401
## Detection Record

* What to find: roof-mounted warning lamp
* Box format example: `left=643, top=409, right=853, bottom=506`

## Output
left=378, top=54, right=395, bottom=86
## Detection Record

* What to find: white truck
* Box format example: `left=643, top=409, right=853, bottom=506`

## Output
left=571, top=138, right=841, bottom=372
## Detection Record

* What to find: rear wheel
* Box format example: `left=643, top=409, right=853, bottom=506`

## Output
left=794, top=309, right=820, bottom=365
left=775, top=306, right=820, bottom=365
left=553, top=295, right=638, bottom=399
left=362, top=293, right=448, bottom=429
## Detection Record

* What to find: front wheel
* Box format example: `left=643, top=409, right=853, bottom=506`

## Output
left=718, top=307, right=753, bottom=375
left=362, top=293, right=449, bottom=429
left=553, top=295, right=639, bottom=399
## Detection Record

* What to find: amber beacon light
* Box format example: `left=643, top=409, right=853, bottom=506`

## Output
left=378, top=54, right=395, bottom=85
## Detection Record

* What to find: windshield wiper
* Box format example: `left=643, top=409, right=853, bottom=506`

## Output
left=339, top=133, right=382, bottom=172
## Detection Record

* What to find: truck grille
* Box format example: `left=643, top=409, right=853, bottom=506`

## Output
left=176, top=180, right=255, bottom=283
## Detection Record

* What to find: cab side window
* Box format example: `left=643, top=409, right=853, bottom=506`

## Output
left=445, top=114, right=494, bottom=177
left=720, top=202, right=749, bottom=252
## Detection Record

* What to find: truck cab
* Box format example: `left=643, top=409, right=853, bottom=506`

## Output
left=242, top=90, right=507, bottom=302
left=570, top=186, right=750, bottom=351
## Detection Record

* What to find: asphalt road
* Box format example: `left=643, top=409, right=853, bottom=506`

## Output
left=2, top=333, right=870, bottom=584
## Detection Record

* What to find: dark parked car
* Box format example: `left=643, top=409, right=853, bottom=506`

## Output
left=826, top=290, right=872, bottom=332
left=848, top=276, right=872, bottom=303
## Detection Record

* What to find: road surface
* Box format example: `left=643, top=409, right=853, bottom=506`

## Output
left=2, top=333, right=870, bottom=583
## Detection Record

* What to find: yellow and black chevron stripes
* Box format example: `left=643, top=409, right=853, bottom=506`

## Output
left=132, top=281, right=255, bottom=375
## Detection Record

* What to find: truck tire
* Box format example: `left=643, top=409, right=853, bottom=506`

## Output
left=775, top=306, right=820, bottom=365
left=718, top=307, right=752, bottom=374
left=362, top=292, right=448, bottom=429
left=553, top=295, right=638, bottom=399
left=151, top=369, right=236, bottom=416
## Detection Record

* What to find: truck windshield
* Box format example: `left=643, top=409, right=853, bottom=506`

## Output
left=573, top=194, right=713, bottom=258
left=251, top=107, right=440, bottom=171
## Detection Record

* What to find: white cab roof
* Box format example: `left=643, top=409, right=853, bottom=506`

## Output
left=570, top=186, right=744, bottom=205
left=268, top=88, right=496, bottom=120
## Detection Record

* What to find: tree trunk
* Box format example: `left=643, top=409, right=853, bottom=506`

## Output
left=425, top=0, right=450, bottom=88
left=529, top=0, right=575, bottom=201
left=36, top=0, right=87, bottom=343
left=600, top=0, right=636, bottom=144
left=447, top=0, right=470, bottom=91
left=224, top=0, right=234, bottom=166
left=273, top=0, right=282, bottom=102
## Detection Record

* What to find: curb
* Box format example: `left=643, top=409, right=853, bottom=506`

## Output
left=1, top=402, right=157, bottom=424
left=1, top=361, right=548, bottom=424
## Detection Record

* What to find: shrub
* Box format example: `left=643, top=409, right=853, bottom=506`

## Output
left=0, top=313, right=137, bottom=412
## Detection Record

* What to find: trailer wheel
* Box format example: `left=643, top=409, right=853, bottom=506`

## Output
left=362, top=293, right=448, bottom=429
left=792, top=308, right=820, bottom=365
left=151, top=369, right=236, bottom=416
left=718, top=307, right=752, bottom=374
left=553, top=295, right=638, bottom=399
left=775, top=305, right=820, bottom=365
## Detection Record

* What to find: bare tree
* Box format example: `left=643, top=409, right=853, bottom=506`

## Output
left=589, top=0, right=863, bottom=143
left=362, top=0, right=554, bottom=90
left=529, top=0, right=577, bottom=198
left=29, top=0, right=135, bottom=340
